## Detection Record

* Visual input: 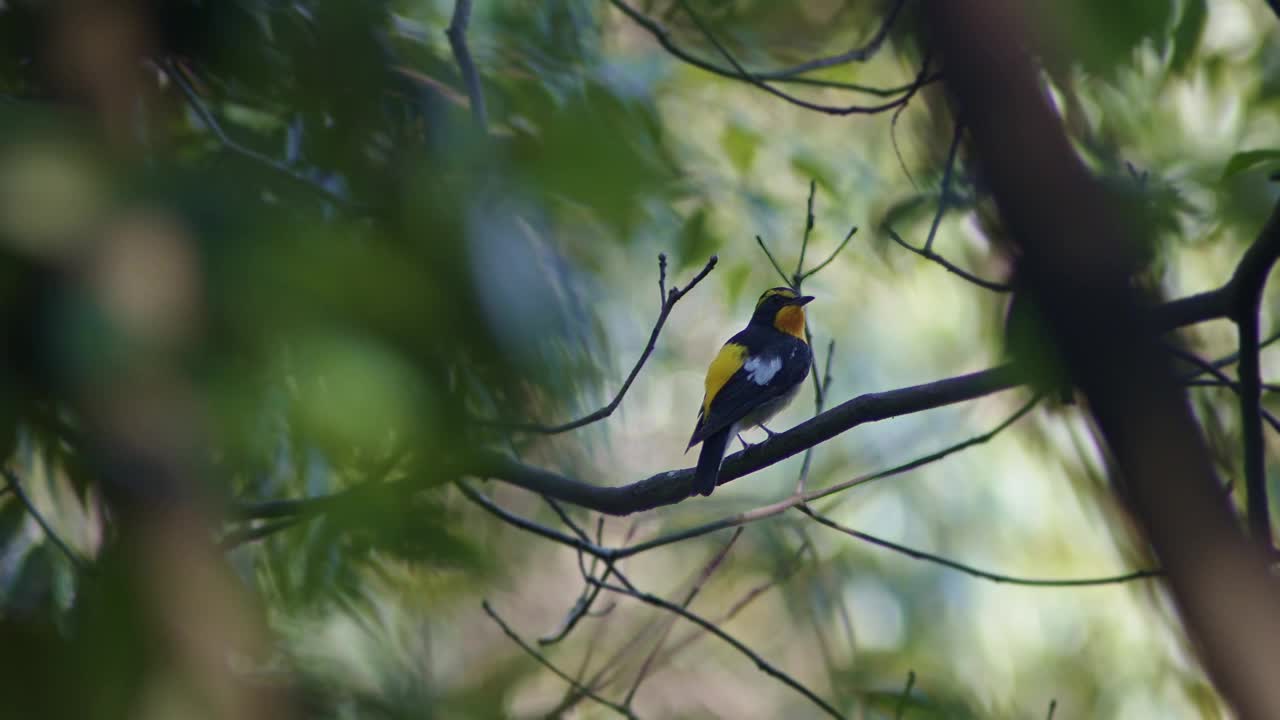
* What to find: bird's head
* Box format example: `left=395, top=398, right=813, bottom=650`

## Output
left=750, top=286, right=814, bottom=339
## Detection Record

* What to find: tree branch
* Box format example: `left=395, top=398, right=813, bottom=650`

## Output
left=663, top=0, right=935, bottom=116
left=1, top=467, right=86, bottom=569
left=446, top=0, right=488, bottom=130
left=885, top=227, right=1012, bottom=292
left=606, top=0, right=939, bottom=98
left=797, top=505, right=1160, bottom=587
left=591, top=577, right=844, bottom=719
left=159, top=59, right=355, bottom=209
left=489, top=254, right=717, bottom=434
left=924, top=120, right=964, bottom=253
left=482, top=600, right=638, bottom=719
left=927, top=2, right=1280, bottom=715
left=1228, top=198, right=1280, bottom=545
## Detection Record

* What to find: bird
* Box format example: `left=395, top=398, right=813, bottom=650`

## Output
left=687, top=286, right=813, bottom=496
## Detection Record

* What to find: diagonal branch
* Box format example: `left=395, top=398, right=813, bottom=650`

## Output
left=885, top=227, right=1011, bottom=292
left=1, top=467, right=86, bottom=569
left=159, top=59, right=355, bottom=209
left=490, top=254, right=717, bottom=434
left=924, top=119, right=965, bottom=253
left=676, top=0, right=934, bottom=117
left=482, top=600, right=638, bottom=719
left=446, top=0, right=488, bottom=130
left=797, top=505, right=1160, bottom=587
left=237, top=244, right=1256, bottom=524
left=607, top=0, right=939, bottom=98
left=1227, top=198, right=1280, bottom=545
left=591, top=577, right=844, bottom=719
left=754, top=0, right=909, bottom=79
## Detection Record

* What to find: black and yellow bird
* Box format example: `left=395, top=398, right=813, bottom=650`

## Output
left=687, top=287, right=814, bottom=496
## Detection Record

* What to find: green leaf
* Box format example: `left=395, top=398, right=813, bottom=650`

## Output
left=1169, top=0, right=1206, bottom=73
left=1222, top=149, right=1280, bottom=180
left=721, top=122, right=760, bottom=175
left=675, top=207, right=716, bottom=270
left=790, top=150, right=840, bottom=196
left=1064, top=0, right=1177, bottom=74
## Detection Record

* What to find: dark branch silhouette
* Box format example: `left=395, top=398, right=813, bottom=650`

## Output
left=926, top=2, right=1280, bottom=716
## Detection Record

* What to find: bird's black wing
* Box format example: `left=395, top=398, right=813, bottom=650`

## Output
left=688, top=329, right=810, bottom=447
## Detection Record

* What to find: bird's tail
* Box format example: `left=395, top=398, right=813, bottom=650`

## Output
left=692, top=426, right=732, bottom=497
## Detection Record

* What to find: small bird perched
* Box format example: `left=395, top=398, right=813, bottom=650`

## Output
left=687, top=287, right=813, bottom=496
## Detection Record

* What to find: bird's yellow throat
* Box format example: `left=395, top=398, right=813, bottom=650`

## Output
left=774, top=305, right=806, bottom=339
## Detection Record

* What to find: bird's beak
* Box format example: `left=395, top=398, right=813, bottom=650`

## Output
left=792, top=295, right=815, bottom=306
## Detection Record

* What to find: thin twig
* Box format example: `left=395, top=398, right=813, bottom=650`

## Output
left=446, top=0, right=488, bottom=130
left=540, top=563, right=617, bottom=645
left=219, top=517, right=302, bottom=549
left=1230, top=201, right=1280, bottom=544
left=675, top=0, right=933, bottom=117
left=482, top=600, right=638, bottom=719
left=491, top=255, right=717, bottom=434
left=458, top=481, right=607, bottom=556
left=756, top=235, right=792, bottom=287
left=798, top=505, right=1160, bottom=586
left=799, top=225, right=859, bottom=284
left=1, top=467, right=85, bottom=569
left=754, top=0, right=909, bottom=79
left=812, top=393, right=1042, bottom=509
left=796, top=339, right=836, bottom=493
left=1047, top=699, right=1058, bottom=720
left=647, top=541, right=809, bottom=670
left=592, top=578, right=844, bottom=719
left=795, top=180, right=817, bottom=283
left=885, top=226, right=1012, bottom=292
left=159, top=59, right=353, bottom=208
left=1166, top=344, right=1280, bottom=434
left=894, top=670, right=916, bottom=720
left=607, top=0, right=937, bottom=98
left=623, top=528, right=742, bottom=706
left=924, top=120, right=964, bottom=253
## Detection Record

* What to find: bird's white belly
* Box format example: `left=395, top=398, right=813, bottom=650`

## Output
left=739, top=380, right=802, bottom=429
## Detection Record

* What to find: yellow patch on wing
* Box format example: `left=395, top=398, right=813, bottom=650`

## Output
left=774, top=305, right=807, bottom=339
left=703, top=342, right=747, bottom=415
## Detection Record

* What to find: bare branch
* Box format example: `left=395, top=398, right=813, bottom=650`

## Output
left=1167, top=343, right=1280, bottom=434
left=798, top=505, right=1160, bottom=587
left=159, top=59, right=355, bottom=209
left=928, top=2, right=1280, bottom=714
left=219, top=517, right=301, bottom=550
left=606, top=0, right=939, bottom=99
left=810, top=392, right=1041, bottom=508
left=1, top=467, right=86, bottom=569
left=1227, top=199, right=1280, bottom=544
left=795, top=180, right=817, bottom=283
left=482, top=600, right=638, bottom=719
left=798, top=225, right=859, bottom=284
left=885, top=226, right=1012, bottom=292
left=924, top=119, right=965, bottom=253
left=623, top=528, right=741, bottom=706
left=446, top=0, right=488, bottom=130
left=591, top=577, right=844, bottom=719
left=756, top=235, right=792, bottom=287
left=234, top=248, right=1257, bottom=524
left=754, top=0, right=909, bottom=79
left=894, top=671, right=916, bottom=720
left=492, top=254, right=717, bottom=434
left=674, top=0, right=934, bottom=117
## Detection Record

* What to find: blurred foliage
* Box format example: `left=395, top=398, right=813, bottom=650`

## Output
left=0, top=0, right=1273, bottom=718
